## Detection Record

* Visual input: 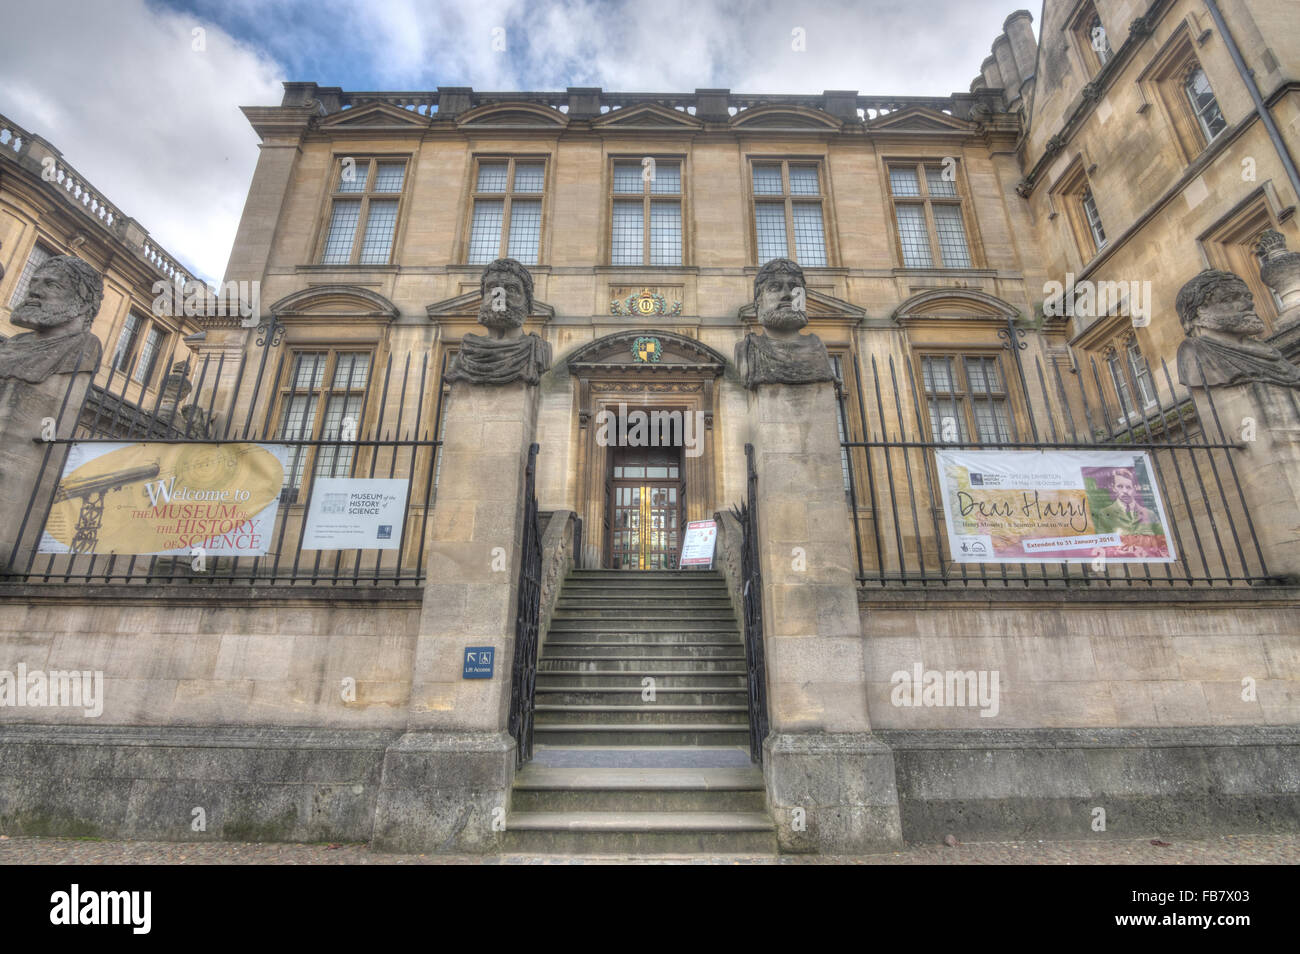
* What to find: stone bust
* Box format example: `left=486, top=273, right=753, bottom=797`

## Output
left=735, top=257, right=835, bottom=389
left=0, top=255, right=104, bottom=384
left=1174, top=269, right=1300, bottom=389
left=444, top=258, right=551, bottom=386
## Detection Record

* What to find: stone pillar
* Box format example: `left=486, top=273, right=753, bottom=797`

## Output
left=749, top=382, right=902, bottom=852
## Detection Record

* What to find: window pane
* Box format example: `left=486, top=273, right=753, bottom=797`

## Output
left=925, top=166, right=958, bottom=197
left=112, top=313, right=142, bottom=373
left=754, top=202, right=788, bottom=263
left=1108, top=354, right=1133, bottom=411
left=373, top=162, right=405, bottom=192
left=972, top=399, right=1012, bottom=443
left=7, top=242, right=53, bottom=307
left=1082, top=188, right=1106, bottom=249
left=292, top=352, right=327, bottom=390
left=933, top=204, right=971, bottom=267
left=650, top=161, right=680, bottom=195
left=650, top=201, right=682, bottom=266
left=889, top=167, right=921, bottom=196
left=1089, top=15, right=1112, bottom=65
left=611, top=200, right=644, bottom=265
left=358, top=199, right=398, bottom=264
left=507, top=199, right=542, bottom=265
left=513, top=162, right=545, bottom=192
left=1185, top=68, right=1227, bottom=141
left=752, top=164, right=783, bottom=195
left=613, top=161, right=644, bottom=194
left=788, top=166, right=819, bottom=195
left=928, top=399, right=968, bottom=442
left=964, top=357, right=1002, bottom=394
left=132, top=326, right=163, bottom=385
left=316, top=394, right=365, bottom=478
left=468, top=199, right=504, bottom=264
left=791, top=203, right=827, bottom=266
left=476, top=161, right=508, bottom=192
left=332, top=352, right=370, bottom=389
left=1127, top=342, right=1156, bottom=406
left=321, top=200, right=361, bottom=264
left=922, top=356, right=955, bottom=393
left=337, top=160, right=369, bottom=192
left=895, top=204, right=933, bottom=267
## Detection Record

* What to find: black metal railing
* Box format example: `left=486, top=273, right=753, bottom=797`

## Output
left=508, top=443, right=543, bottom=767
left=839, top=333, right=1278, bottom=590
left=731, top=443, right=770, bottom=764
left=3, top=343, right=444, bottom=587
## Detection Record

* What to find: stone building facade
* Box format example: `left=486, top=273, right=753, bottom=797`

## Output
left=0, top=0, right=1297, bottom=853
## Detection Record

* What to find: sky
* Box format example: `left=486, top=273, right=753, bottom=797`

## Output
left=1, top=0, right=1037, bottom=284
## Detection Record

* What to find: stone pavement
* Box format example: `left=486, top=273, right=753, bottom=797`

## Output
left=1, top=832, right=1296, bottom=864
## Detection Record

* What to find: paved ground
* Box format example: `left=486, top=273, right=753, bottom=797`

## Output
left=2, top=832, right=1296, bottom=864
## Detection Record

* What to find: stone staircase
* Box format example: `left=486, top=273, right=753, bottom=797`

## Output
left=504, top=568, right=777, bottom=853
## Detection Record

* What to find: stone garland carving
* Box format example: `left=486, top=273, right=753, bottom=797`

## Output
left=0, top=255, right=103, bottom=384
left=734, top=257, right=836, bottom=389
left=1175, top=268, right=1300, bottom=389
left=444, top=258, right=551, bottom=386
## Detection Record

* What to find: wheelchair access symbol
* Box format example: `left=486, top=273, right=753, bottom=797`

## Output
left=463, top=647, right=495, bottom=679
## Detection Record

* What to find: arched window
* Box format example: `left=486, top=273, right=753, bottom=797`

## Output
left=1184, top=66, right=1227, bottom=142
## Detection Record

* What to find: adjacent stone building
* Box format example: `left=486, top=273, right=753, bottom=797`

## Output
left=0, top=0, right=1297, bottom=854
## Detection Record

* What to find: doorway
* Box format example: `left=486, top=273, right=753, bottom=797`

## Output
left=606, top=444, right=684, bottom=569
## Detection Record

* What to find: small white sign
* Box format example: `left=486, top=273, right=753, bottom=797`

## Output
left=302, top=478, right=408, bottom=550
left=680, top=519, right=718, bottom=567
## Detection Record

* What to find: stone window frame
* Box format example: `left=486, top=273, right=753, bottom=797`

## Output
left=744, top=156, right=833, bottom=268
left=1102, top=331, right=1159, bottom=421
left=108, top=310, right=172, bottom=390
left=883, top=158, right=979, bottom=270
left=313, top=155, right=412, bottom=267
left=605, top=153, right=689, bottom=267
left=1197, top=185, right=1287, bottom=334
left=272, top=345, right=377, bottom=503
left=1139, top=24, right=1230, bottom=166
left=1050, top=155, right=1108, bottom=264
left=1066, top=0, right=1113, bottom=78
left=463, top=155, right=551, bottom=266
left=911, top=348, right=1021, bottom=446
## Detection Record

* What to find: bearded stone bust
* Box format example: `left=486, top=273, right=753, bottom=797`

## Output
left=1174, top=269, right=1300, bottom=389
left=445, top=258, right=551, bottom=386
left=0, top=255, right=104, bottom=384
left=735, top=258, right=835, bottom=389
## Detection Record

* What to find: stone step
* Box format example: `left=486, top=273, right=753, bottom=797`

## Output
left=534, top=704, right=749, bottom=726
left=502, top=811, right=777, bottom=854
left=535, top=672, right=747, bottom=689
left=533, top=724, right=751, bottom=746
left=548, top=619, right=738, bottom=633
left=511, top=766, right=767, bottom=812
left=552, top=607, right=737, bottom=619
left=543, top=631, right=740, bottom=645
left=538, top=657, right=745, bottom=672
left=536, top=688, right=747, bottom=706
left=556, top=597, right=734, bottom=609
left=543, top=643, right=742, bottom=658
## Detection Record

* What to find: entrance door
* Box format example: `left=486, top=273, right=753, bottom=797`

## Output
left=607, top=445, right=683, bottom=569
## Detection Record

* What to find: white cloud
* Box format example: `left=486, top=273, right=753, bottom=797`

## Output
left=1, top=0, right=284, bottom=283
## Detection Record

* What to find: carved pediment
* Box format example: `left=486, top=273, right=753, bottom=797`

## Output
left=269, top=285, right=400, bottom=319
left=318, top=101, right=431, bottom=129
left=737, top=287, right=866, bottom=321
left=867, top=106, right=973, bottom=132
left=563, top=330, right=726, bottom=374
left=592, top=103, right=703, bottom=129
left=457, top=102, right=568, bottom=127
left=425, top=288, right=555, bottom=321
left=893, top=288, right=1020, bottom=323
left=730, top=105, right=841, bottom=129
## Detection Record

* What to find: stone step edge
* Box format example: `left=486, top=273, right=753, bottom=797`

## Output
left=506, top=811, right=775, bottom=832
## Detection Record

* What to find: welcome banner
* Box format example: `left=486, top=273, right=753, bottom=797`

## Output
left=935, top=449, right=1176, bottom=563
left=39, top=442, right=289, bottom=556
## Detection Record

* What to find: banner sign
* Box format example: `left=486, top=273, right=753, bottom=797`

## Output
left=301, top=478, right=408, bottom=550
left=39, top=442, right=288, bottom=556
left=679, top=519, right=718, bottom=568
left=935, top=449, right=1176, bottom=563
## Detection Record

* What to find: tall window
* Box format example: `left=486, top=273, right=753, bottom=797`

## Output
left=468, top=158, right=545, bottom=265
left=277, top=350, right=371, bottom=501
left=110, top=312, right=168, bottom=387
left=1184, top=67, right=1227, bottom=143
left=1081, top=186, right=1108, bottom=252
left=1088, top=14, right=1112, bottom=67
left=611, top=158, right=682, bottom=266
left=750, top=160, right=827, bottom=266
left=319, top=158, right=406, bottom=265
left=920, top=354, right=1013, bottom=444
left=888, top=162, right=972, bottom=268
left=1108, top=338, right=1157, bottom=415
left=7, top=241, right=53, bottom=307
left=1073, top=5, right=1113, bottom=75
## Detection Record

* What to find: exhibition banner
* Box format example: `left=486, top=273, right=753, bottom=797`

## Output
left=39, top=442, right=289, bottom=556
left=301, top=478, right=409, bottom=550
left=935, top=449, right=1176, bottom=563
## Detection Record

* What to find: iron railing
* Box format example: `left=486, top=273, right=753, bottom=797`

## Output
left=508, top=443, right=543, bottom=766
left=838, top=331, right=1278, bottom=590
left=732, top=443, right=770, bottom=764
